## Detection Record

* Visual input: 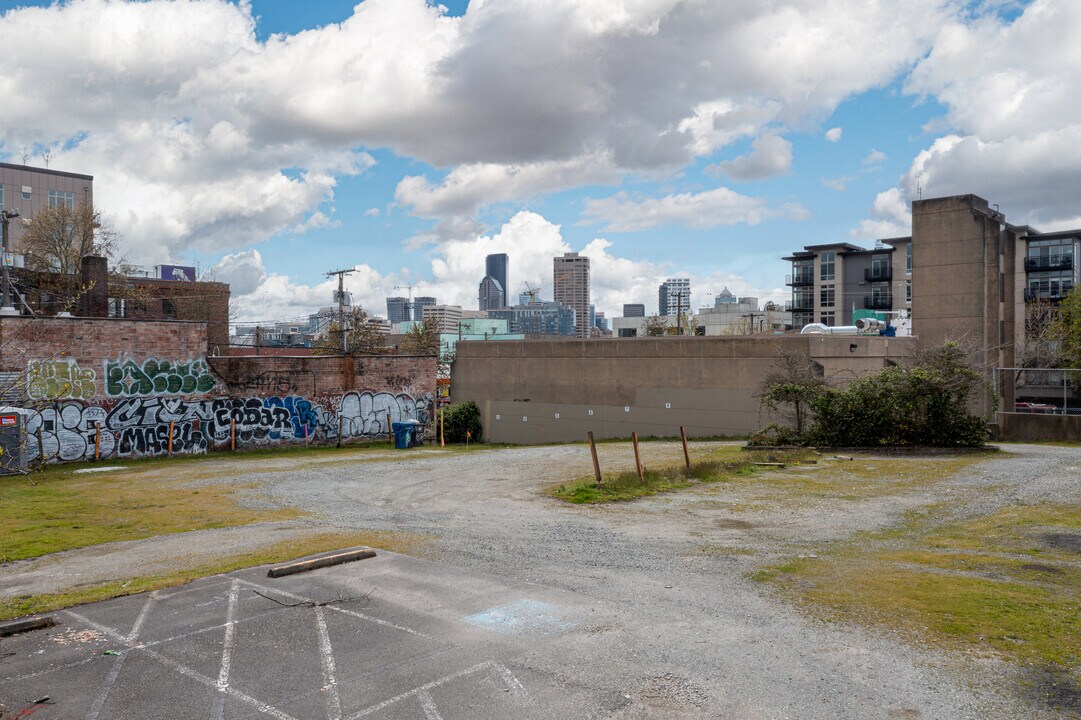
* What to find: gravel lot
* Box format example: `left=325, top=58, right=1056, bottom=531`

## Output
left=3, top=440, right=1080, bottom=719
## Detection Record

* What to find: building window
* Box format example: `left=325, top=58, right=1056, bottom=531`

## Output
left=48, top=190, right=74, bottom=209
left=0, top=186, right=4, bottom=208
left=906, top=243, right=912, bottom=275
left=108, top=298, right=126, bottom=318
left=792, top=259, right=813, bottom=285
left=820, top=251, right=836, bottom=281
left=906, top=280, right=912, bottom=303
left=819, top=311, right=835, bottom=327
left=162, top=298, right=176, bottom=318
left=1028, top=272, right=1074, bottom=300
left=820, top=284, right=835, bottom=307
left=21, top=186, right=30, bottom=200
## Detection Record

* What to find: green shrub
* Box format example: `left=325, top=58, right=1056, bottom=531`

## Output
left=442, top=401, right=482, bottom=443
left=754, top=341, right=991, bottom=448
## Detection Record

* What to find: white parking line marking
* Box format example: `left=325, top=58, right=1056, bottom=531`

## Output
left=211, top=579, right=241, bottom=720
left=238, top=579, right=433, bottom=639
left=63, top=609, right=299, bottom=720
left=418, top=690, right=443, bottom=720
left=315, top=606, right=342, bottom=720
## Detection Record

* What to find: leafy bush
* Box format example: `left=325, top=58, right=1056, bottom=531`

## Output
left=442, top=401, right=482, bottom=443
left=754, top=341, right=991, bottom=447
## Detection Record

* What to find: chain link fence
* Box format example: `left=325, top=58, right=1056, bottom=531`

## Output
left=996, top=367, right=1080, bottom=415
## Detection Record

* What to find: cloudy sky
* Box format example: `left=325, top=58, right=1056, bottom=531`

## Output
left=0, top=0, right=1076, bottom=326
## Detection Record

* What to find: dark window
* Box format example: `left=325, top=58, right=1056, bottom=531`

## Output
left=162, top=298, right=176, bottom=318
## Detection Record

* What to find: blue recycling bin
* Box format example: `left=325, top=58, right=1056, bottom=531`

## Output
left=391, top=422, right=413, bottom=449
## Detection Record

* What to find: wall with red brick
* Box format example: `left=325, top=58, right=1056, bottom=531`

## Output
left=0, top=318, right=439, bottom=466
left=208, top=354, right=437, bottom=400
left=0, top=316, right=209, bottom=403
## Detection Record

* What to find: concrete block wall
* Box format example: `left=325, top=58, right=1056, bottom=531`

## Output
left=451, top=335, right=912, bottom=444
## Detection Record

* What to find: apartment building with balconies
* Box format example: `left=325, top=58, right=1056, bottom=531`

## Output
left=783, top=238, right=912, bottom=329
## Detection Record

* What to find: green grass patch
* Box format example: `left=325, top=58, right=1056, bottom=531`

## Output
left=550, top=449, right=815, bottom=504
left=758, top=503, right=1081, bottom=671
left=0, top=470, right=302, bottom=563
left=0, top=529, right=431, bottom=621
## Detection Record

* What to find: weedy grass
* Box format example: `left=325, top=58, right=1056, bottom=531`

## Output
left=726, top=454, right=995, bottom=505
left=550, top=448, right=815, bottom=504
left=0, top=469, right=303, bottom=563
left=0, top=529, right=431, bottom=621
left=756, top=502, right=1081, bottom=671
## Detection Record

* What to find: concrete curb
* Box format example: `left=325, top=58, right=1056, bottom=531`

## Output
left=267, top=547, right=376, bottom=578
left=0, top=616, right=57, bottom=637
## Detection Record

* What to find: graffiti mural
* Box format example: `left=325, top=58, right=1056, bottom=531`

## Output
left=20, top=390, right=434, bottom=464
left=26, top=359, right=97, bottom=401
left=105, top=358, right=216, bottom=397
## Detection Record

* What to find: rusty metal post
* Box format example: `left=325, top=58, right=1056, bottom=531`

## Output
left=168, top=420, right=174, bottom=456
left=337, top=415, right=343, bottom=449
left=632, top=432, right=644, bottom=480
left=680, top=425, right=691, bottom=469
left=36, top=426, right=44, bottom=465
left=587, top=431, right=602, bottom=485
left=230, top=418, right=236, bottom=451
left=94, top=423, right=101, bottom=460
left=387, top=411, right=393, bottom=443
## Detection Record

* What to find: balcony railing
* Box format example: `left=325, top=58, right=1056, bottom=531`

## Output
left=789, top=298, right=814, bottom=311
left=785, top=272, right=815, bottom=286
left=864, top=267, right=892, bottom=282
left=1025, top=287, right=1073, bottom=303
left=1024, top=255, right=1073, bottom=272
left=864, top=294, right=893, bottom=310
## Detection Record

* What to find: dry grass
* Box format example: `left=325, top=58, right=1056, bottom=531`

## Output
left=0, top=529, right=432, bottom=621
left=756, top=503, right=1081, bottom=669
left=0, top=468, right=301, bottom=563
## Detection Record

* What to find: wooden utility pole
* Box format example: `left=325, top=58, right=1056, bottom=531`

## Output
left=327, top=268, right=355, bottom=354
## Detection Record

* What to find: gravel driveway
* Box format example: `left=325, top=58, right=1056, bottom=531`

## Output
left=3, top=440, right=1080, bottom=719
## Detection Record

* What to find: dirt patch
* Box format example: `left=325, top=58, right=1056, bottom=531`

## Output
left=1043, top=533, right=1081, bottom=554
left=713, top=518, right=757, bottom=530
left=1019, top=563, right=1065, bottom=575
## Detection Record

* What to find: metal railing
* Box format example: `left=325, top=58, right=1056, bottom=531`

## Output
left=864, top=267, right=892, bottom=282
left=785, top=272, right=815, bottom=286
left=1025, top=287, right=1073, bottom=302
left=1024, top=255, right=1073, bottom=272
left=995, top=367, right=1080, bottom=415
left=863, top=294, right=893, bottom=310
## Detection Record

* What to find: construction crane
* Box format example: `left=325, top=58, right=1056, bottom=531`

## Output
left=521, top=271, right=574, bottom=305
left=393, top=283, right=425, bottom=313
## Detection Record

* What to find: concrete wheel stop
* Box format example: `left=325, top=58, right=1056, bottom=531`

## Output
left=266, top=547, right=377, bottom=578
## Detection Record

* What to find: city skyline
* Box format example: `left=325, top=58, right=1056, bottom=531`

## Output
left=0, top=1, right=1075, bottom=325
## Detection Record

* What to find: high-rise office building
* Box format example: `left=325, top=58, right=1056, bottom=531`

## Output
left=485, top=254, right=508, bottom=305
left=658, top=278, right=691, bottom=316
left=478, top=276, right=505, bottom=311
left=553, top=252, right=591, bottom=338
left=386, top=296, right=411, bottom=324
left=622, top=303, right=646, bottom=318
left=413, top=296, right=436, bottom=320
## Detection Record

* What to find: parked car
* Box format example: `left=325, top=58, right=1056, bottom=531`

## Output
left=1015, top=402, right=1058, bottom=414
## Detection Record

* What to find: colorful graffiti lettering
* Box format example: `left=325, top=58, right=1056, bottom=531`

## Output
left=26, top=359, right=97, bottom=401
left=105, top=358, right=216, bottom=397
left=21, top=391, right=433, bottom=464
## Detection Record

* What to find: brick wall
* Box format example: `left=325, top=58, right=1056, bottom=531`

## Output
left=209, top=354, right=437, bottom=399
left=0, top=316, right=210, bottom=403
left=124, top=278, right=231, bottom=352
left=352, top=355, right=436, bottom=399
left=209, top=356, right=349, bottom=397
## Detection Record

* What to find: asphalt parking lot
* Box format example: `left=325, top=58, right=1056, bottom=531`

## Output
left=3, top=442, right=1079, bottom=719
left=0, top=551, right=613, bottom=720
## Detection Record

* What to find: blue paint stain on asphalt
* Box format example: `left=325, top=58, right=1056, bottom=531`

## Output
left=466, top=599, right=579, bottom=636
